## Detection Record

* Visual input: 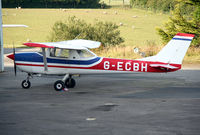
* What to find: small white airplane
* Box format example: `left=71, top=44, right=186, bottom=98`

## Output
left=7, top=33, right=194, bottom=91
left=2, top=24, right=28, bottom=28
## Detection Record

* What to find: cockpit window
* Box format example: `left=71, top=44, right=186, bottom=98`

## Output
left=50, top=48, right=69, bottom=58
left=49, top=48, right=96, bottom=59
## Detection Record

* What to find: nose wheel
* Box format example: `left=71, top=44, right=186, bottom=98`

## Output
left=21, top=73, right=32, bottom=89
left=21, top=80, right=31, bottom=89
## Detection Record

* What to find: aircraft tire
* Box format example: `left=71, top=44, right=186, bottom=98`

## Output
left=21, top=80, right=31, bottom=89
left=65, top=78, right=76, bottom=88
left=54, top=80, right=65, bottom=91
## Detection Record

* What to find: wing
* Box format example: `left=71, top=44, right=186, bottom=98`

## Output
left=150, top=64, right=178, bottom=70
left=23, top=39, right=101, bottom=49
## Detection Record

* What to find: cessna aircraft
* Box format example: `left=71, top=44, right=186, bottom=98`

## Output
left=7, top=33, right=194, bottom=91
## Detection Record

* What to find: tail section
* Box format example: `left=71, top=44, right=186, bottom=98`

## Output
left=155, top=33, right=194, bottom=64
left=142, top=33, right=195, bottom=64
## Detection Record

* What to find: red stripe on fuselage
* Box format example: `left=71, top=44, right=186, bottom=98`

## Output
left=95, top=58, right=181, bottom=72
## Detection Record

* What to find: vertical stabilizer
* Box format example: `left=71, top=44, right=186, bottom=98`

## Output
left=142, top=33, right=195, bottom=64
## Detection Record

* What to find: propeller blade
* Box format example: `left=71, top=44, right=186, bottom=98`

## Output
left=13, top=45, right=17, bottom=76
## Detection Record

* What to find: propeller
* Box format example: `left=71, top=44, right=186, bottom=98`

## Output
left=13, top=44, right=17, bottom=76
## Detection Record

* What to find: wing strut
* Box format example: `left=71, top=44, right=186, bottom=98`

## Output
left=42, top=48, right=48, bottom=71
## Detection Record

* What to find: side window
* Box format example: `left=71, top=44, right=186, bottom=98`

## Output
left=77, top=50, right=95, bottom=58
left=59, top=49, right=69, bottom=58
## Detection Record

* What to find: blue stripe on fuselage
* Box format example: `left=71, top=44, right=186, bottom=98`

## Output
left=15, top=52, right=101, bottom=65
left=172, top=38, right=192, bottom=41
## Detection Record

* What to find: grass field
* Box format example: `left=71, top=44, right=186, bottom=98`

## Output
left=2, top=8, right=168, bottom=47
left=2, top=8, right=200, bottom=63
left=101, top=0, right=130, bottom=6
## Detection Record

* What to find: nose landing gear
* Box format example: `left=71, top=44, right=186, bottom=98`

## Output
left=21, top=73, right=32, bottom=89
left=21, top=80, right=31, bottom=89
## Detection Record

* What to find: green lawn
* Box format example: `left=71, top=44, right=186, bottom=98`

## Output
left=2, top=8, right=168, bottom=48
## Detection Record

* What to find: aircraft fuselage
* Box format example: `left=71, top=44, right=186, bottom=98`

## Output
left=8, top=52, right=181, bottom=75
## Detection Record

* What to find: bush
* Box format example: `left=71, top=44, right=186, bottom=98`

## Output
left=48, top=16, right=124, bottom=47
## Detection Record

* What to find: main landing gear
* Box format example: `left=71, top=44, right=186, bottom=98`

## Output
left=54, top=74, right=76, bottom=91
left=21, top=73, right=76, bottom=91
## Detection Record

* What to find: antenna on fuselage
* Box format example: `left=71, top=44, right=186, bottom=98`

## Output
left=74, top=33, right=82, bottom=39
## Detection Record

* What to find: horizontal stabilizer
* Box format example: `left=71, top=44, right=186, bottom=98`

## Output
left=150, top=64, right=178, bottom=70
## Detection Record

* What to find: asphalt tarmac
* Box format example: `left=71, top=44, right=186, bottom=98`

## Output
left=0, top=66, right=200, bottom=135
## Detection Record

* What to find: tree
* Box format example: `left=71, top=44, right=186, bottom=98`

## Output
left=130, top=0, right=175, bottom=12
left=156, top=0, right=200, bottom=46
left=48, top=16, right=124, bottom=47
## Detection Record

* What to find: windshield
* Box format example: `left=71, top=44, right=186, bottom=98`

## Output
left=49, top=48, right=96, bottom=59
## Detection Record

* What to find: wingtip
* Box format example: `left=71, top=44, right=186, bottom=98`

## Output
left=23, top=42, right=33, bottom=47
left=23, top=42, right=29, bottom=45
